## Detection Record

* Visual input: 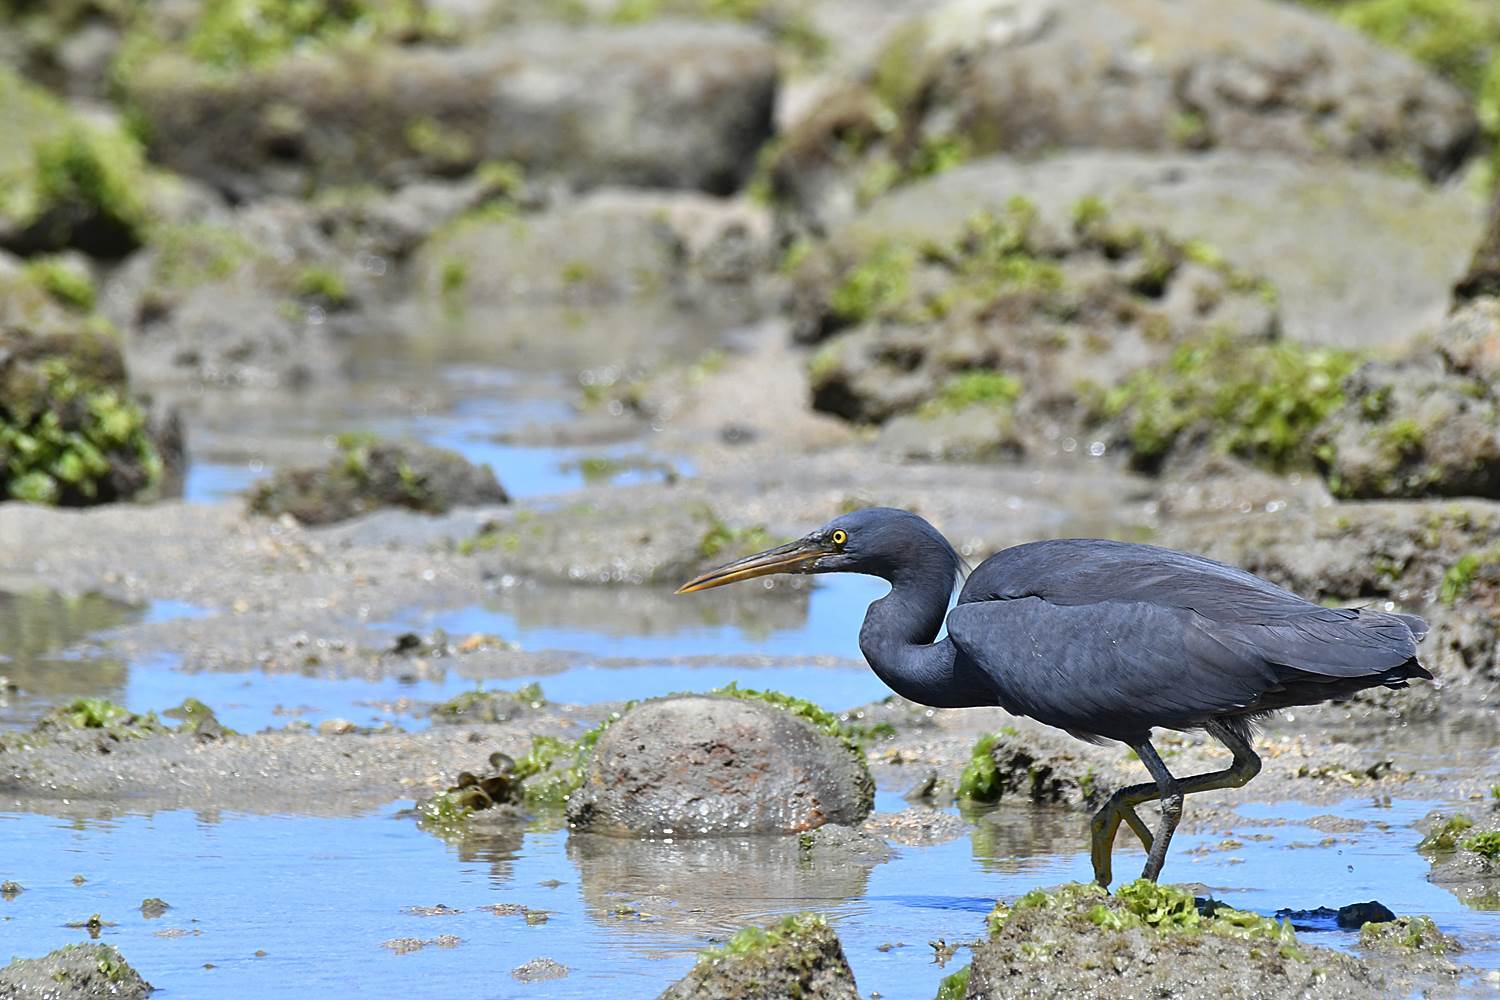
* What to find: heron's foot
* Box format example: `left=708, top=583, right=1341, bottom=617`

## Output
left=1089, top=785, right=1160, bottom=888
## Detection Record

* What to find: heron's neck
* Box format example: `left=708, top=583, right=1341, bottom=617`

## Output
left=858, top=562, right=990, bottom=709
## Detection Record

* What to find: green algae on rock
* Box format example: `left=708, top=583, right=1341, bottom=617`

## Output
left=658, top=912, right=860, bottom=1000
left=0, top=265, right=166, bottom=506
left=964, top=881, right=1404, bottom=997
left=0, top=943, right=151, bottom=1000
left=1096, top=334, right=1357, bottom=474
left=956, top=727, right=1111, bottom=809
left=796, top=196, right=1281, bottom=465
left=1359, top=914, right=1462, bottom=955
left=0, top=67, right=149, bottom=258
left=247, top=435, right=508, bottom=525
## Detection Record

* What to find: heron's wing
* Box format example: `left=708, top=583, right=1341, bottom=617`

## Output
left=958, top=538, right=1309, bottom=619
left=946, top=595, right=1424, bottom=744
left=946, top=597, right=1272, bottom=742
left=958, top=538, right=1430, bottom=637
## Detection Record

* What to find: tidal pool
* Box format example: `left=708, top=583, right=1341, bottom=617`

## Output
left=3, top=793, right=1495, bottom=999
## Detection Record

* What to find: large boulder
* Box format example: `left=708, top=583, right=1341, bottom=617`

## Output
left=463, top=500, right=782, bottom=587
left=414, top=188, right=773, bottom=307
left=1316, top=298, right=1500, bottom=500
left=247, top=435, right=507, bottom=525
left=0, top=944, right=152, bottom=999
left=566, top=695, right=875, bottom=836
left=125, top=24, right=777, bottom=200
left=772, top=0, right=1477, bottom=233
left=819, top=152, right=1482, bottom=349
left=658, top=913, right=860, bottom=1000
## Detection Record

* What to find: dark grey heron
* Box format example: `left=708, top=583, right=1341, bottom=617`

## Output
left=676, top=507, right=1431, bottom=886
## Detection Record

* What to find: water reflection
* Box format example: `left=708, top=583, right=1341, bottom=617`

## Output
left=0, top=590, right=138, bottom=726
left=566, top=831, right=880, bottom=940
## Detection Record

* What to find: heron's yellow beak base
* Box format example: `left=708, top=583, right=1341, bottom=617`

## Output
left=675, top=538, right=829, bottom=594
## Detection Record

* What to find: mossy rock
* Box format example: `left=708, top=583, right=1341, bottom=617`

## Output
left=658, top=913, right=860, bottom=1000
left=965, top=881, right=1398, bottom=996
left=957, top=726, right=1114, bottom=809
left=0, top=943, right=151, bottom=999
left=246, top=436, right=507, bottom=525
left=796, top=195, right=1282, bottom=467
left=0, top=67, right=148, bottom=257
left=0, top=274, right=166, bottom=506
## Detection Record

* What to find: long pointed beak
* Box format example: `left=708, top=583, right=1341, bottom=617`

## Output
left=676, top=537, right=829, bottom=594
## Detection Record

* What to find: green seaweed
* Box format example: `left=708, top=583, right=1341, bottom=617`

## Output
left=1440, top=548, right=1499, bottom=603
left=1463, top=831, right=1500, bottom=858
left=293, top=264, right=349, bottom=305
left=697, top=517, right=775, bottom=560
left=23, top=255, right=95, bottom=311
left=1359, top=914, right=1456, bottom=954
left=934, top=964, right=970, bottom=1000
left=920, top=371, right=1023, bottom=417
left=0, top=349, right=162, bottom=506
left=1419, top=813, right=1475, bottom=851
left=695, top=912, right=830, bottom=963
left=958, top=732, right=1001, bottom=802
left=176, top=0, right=451, bottom=71
left=1098, top=334, right=1358, bottom=472
left=994, top=881, right=1301, bottom=959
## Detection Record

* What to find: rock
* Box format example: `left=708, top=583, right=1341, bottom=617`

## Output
left=0, top=67, right=150, bottom=258
left=246, top=436, right=507, bottom=526
left=657, top=912, right=860, bottom=1000
left=1418, top=811, right=1500, bottom=908
left=794, top=194, right=1279, bottom=462
left=1359, top=915, right=1463, bottom=957
left=465, top=501, right=780, bottom=586
left=1160, top=498, right=1500, bottom=605
left=964, top=881, right=1409, bottom=998
left=566, top=695, right=874, bottom=836
left=414, top=188, right=774, bottom=306
left=824, top=152, right=1481, bottom=349
left=1314, top=359, right=1500, bottom=500
left=958, top=727, right=1115, bottom=810
left=776, top=0, right=1476, bottom=234
left=126, top=25, right=777, bottom=200
left=1455, top=182, right=1500, bottom=304
left=1272, top=900, right=1396, bottom=929
left=0, top=259, right=176, bottom=506
left=0, top=944, right=151, bottom=999
left=511, top=957, right=568, bottom=982
left=1424, top=295, right=1500, bottom=385
left=1339, top=901, right=1398, bottom=929
left=102, top=181, right=508, bottom=389
left=428, top=685, right=541, bottom=726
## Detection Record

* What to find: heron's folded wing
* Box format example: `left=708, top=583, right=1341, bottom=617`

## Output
left=946, top=597, right=1277, bottom=742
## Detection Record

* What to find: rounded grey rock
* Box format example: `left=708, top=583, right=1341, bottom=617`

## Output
left=566, top=696, right=874, bottom=837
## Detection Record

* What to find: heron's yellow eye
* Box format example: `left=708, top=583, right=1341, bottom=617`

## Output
left=831, top=529, right=848, bottom=546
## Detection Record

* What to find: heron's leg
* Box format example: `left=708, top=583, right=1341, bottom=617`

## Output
left=1134, top=741, right=1184, bottom=882
left=1088, top=778, right=1163, bottom=888
left=1136, top=720, right=1263, bottom=882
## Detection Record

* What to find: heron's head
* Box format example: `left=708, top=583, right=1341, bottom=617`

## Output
left=676, top=507, right=959, bottom=593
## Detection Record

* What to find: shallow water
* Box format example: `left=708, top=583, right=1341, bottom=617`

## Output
left=3, top=793, right=1496, bottom=999
left=180, top=361, right=673, bottom=503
